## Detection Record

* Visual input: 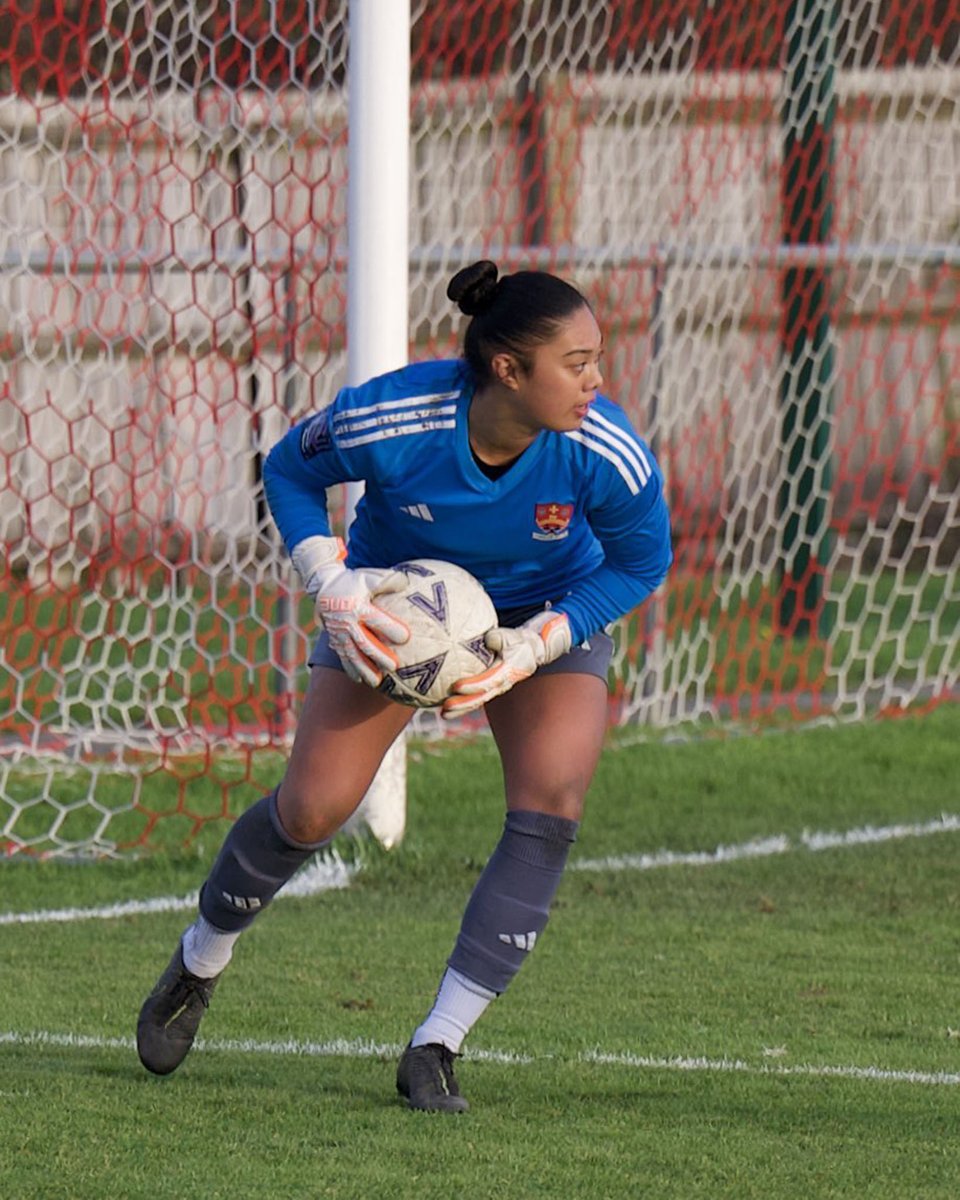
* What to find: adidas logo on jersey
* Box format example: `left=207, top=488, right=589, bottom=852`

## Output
left=498, top=931, right=538, bottom=951
left=400, top=503, right=434, bottom=522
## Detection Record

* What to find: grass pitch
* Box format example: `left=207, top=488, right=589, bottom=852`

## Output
left=2, top=706, right=960, bottom=1198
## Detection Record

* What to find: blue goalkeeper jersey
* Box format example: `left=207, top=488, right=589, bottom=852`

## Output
left=263, top=359, right=672, bottom=645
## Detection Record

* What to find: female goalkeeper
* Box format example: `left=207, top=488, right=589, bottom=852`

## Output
left=136, top=259, right=673, bottom=1112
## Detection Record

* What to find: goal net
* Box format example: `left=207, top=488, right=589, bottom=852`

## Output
left=1, top=1, right=957, bottom=854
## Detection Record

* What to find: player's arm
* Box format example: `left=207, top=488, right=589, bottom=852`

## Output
left=553, top=465, right=673, bottom=646
left=263, top=404, right=356, bottom=548
left=263, top=403, right=410, bottom=687
left=442, top=447, right=672, bottom=719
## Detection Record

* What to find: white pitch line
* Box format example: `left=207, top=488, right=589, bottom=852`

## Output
left=571, top=834, right=791, bottom=873
left=2, top=1029, right=956, bottom=1087
left=0, top=853, right=355, bottom=927
left=570, top=812, right=960, bottom=873
left=582, top=1049, right=960, bottom=1087
left=799, top=814, right=960, bottom=851
left=3, top=813, right=959, bottom=927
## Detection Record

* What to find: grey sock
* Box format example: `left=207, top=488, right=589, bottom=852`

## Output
left=447, top=808, right=579, bottom=994
left=199, top=791, right=326, bottom=932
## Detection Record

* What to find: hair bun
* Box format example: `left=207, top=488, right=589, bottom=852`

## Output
left=447, top=260, right=500, bottom=316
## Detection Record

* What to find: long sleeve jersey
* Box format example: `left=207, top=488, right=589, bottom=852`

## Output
left=263, top=359, right=672, bottom=646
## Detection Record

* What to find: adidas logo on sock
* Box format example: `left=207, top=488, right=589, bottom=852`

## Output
left=221, top=890, right=262, bottom=911
left=498, top=931, right=538, bottom=951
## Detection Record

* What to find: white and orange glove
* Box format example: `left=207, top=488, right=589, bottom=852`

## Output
left=441, top=610, right=572, bottom=720
left=291, top=535, right=410, bottom=687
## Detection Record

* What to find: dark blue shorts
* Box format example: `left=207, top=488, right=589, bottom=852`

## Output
left=307, top=603, right=614, bottom=683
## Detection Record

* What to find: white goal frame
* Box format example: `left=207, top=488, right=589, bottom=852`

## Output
left=341, top=0, right=411, bottom=848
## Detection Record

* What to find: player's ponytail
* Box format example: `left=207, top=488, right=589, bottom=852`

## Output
left=447, top=260, right=500, bottom=315
left=448, top=259, right=592, bottom=387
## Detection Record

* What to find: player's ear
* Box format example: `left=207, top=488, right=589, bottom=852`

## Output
left=490, top=351, right=522, bottom=390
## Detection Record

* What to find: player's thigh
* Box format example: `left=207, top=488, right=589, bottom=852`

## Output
left=277, top=665, right=413, bottom=842
left=484, top=670, right=609, bottom=821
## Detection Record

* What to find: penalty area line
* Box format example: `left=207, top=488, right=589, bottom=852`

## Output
left=1, top=1028, right=957, bottom=1088
left=0, top=853, right=355, bottom=927
left=570, top=812, right=960, bottom=873
left=3, top=813, right=960, bottom=926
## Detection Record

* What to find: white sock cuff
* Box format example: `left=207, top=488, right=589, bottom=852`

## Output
left=410, top=966, right=497, bottom=1054
left=181, top=914, right=240, bottom=978
left=447, top=967, right=497, bottom=1001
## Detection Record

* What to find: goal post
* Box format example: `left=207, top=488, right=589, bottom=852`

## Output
left=342, top=0, right=411, bottom=849
left=0, top=1, right=957, bottom=857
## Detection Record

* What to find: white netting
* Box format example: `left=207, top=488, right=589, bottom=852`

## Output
left=0, top=1, right=957, bottom=853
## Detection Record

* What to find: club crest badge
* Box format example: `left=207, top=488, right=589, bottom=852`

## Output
left=533, top=502, right=574, bottom=541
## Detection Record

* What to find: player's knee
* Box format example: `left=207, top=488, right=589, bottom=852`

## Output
left=275, top=779, right=359, bottom=844
left=508, top=782, right=586, bottom=822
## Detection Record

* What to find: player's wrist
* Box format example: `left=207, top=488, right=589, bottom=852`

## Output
left=523, top=610, right=572, bottom=665
left=290, top=535, right=347, bottom=596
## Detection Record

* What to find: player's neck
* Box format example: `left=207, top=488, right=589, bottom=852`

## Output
left=468, top=386, right=538, bottom=465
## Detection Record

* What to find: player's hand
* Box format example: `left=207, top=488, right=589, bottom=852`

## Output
left=441, top=610, right=572, bottom=719
left=291, top=535, right=410, bottom=687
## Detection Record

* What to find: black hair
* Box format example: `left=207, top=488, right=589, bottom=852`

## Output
left=447, top=260, right=592, bottom=387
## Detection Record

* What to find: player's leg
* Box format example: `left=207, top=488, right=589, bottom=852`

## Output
left=487, top=667, right=609, bottom=820
left=445, top=669, right=608, bottom=995
left=399, top=641, right=610, bottom=1111
left=137, top=664, right=412, bottom=1076
left=193, top=662, right=414, bottom=944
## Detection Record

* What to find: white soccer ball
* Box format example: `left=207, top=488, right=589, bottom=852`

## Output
left=374, top=559, right=497, bottom=708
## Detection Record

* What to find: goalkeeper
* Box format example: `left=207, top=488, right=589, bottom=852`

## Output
left=136, top=259, right=673, bottom=1112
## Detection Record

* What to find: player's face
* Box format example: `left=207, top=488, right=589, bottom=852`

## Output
left=515, top=305, right=604, bottom=432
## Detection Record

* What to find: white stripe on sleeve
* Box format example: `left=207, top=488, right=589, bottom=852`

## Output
left=336, top=419, right=457, bottom=449
left=333, top=389, right=460, bottom=425
left=579, top=410, right=652, bottom=485
left=564, top=427, right=649, bottom=495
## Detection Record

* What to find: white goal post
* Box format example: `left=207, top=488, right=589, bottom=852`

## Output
left=342, top=0, right=411, bottom=849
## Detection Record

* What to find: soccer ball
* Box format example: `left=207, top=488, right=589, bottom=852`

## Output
left=374, top=559, right=497, bottom=708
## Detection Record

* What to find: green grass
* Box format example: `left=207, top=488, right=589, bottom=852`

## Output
left=2, top=706, right=960, bottom=1197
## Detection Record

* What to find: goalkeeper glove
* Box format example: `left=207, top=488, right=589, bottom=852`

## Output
left=291, top=535, right=410, bottom=688
left=441, top=610, right=572, bottom=719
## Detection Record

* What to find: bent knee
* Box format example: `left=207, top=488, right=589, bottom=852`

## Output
left=506, top=781, right=588, bottom=822
left=275, top=777, right=362, bottom=844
